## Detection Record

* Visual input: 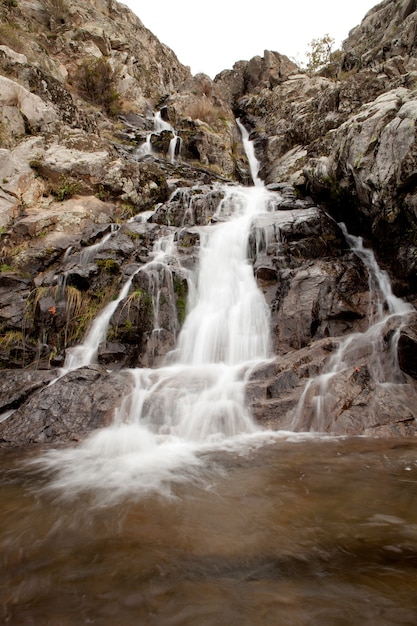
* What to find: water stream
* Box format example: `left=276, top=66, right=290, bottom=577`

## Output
left=138, top=110, right=181, bottom=163
left=292, top=223, right=414, bottom=432
left=79, top=224, right=120, bottom=266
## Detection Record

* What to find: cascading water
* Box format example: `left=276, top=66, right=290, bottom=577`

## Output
left=156, top=112, right=182, bottom=164
left=63, top=234, right=178, bottom=372
left=137, top=110, right=181, bottom=163
left=79, top=224, right=120, bottom=266
left=292, top=223, right=414, bottom=432
left=63, top=269, right=140, bottom=371
left=236, top=119, right=263, bottom=187
left=38, top=122, right=279, bottom=499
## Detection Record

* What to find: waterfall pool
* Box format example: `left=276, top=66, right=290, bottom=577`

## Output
left=1, top=435, right=417, bottom=625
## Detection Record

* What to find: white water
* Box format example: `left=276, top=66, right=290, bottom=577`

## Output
left=292, top=223, right=414, bottom=432
left=138, top=111, right=181, bottom=163
left=63, top=235, right=178, bottom=372
left=79, top=225, right=120, bottom=266
left=63, top=269, right=139, bottom=371
left=236, top=119, right=263, bottom=186
left=38, top=122, right=284, bottom=500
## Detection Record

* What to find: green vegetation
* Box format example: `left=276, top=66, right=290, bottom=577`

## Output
left=1, top=0, right=18, bottom=9
left=305, top=34, right=335, bottom=75
left=173, top=277, right=187, bottom=325
left=0, top=23, right=26, bottom=54
left=119, top=202, right=137, bottom=220
left=108, top=286, right=154, bottom=341
left=0, top=330, right=26, bottom=366
left=75, top=58, right=121, bottom=117
left=0, top=263, right=15, bottom=272
left=27, top=283, right=114, bottom=353
left=97, top=258, right=120, bottom=275
left=28, top=157, right=42, bottom=170
left=50, top=175, right=81, bottom=201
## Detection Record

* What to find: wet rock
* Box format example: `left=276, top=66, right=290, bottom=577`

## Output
left=151, top=185, right=224, bottom=227
left=398, top=323, right=417, bottom=379
left=0, top=366, right=132, bottom=446
left=0, top=369, right=57, bottom=414
left=246, top=339, right=335, bottom=430
left=97, top=342, right=127, bottom=369
left=150, top=130, right=174, bottom=156
left=0, top=272, right=32, bottom=330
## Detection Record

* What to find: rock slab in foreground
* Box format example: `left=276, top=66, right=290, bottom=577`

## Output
left=0, top=366, right=131, bottom=446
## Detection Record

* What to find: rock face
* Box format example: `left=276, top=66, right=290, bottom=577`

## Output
left=0, top=367, right=131, bottom=445
left=0, top=0, right=417, bottom=445
left=223, top=0, right=417, bottom=293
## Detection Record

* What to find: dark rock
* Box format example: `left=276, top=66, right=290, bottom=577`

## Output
left=0, top=272, right=32, bottom=329
left=0, top=366, right=131, bottom=446
left=151, top=186, right=224, bottom=227
left=398, top=324, right=417, bottom=379
left=0, top=369, right=57, bottom=414
left=150, top=130, right=174, bottom=156
left=97, top=342, right=127, bottom=369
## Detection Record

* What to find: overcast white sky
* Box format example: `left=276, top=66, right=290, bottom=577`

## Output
left=123, top=0, right=379, bottom=78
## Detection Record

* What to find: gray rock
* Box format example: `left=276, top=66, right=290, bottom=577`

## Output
left=0, top=366, right=131, bottom=446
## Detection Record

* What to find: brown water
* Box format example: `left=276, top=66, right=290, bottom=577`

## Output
left=1, top=436, right=417, bottom=625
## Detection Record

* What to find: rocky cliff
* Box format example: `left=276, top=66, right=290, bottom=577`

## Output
left=228, top=0, right=417, bottom=295
left=0, top=0, right=417, bottom=445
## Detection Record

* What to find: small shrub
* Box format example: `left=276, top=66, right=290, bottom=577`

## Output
left=75, top=58, right=121, bottom=117
left=50, top=175, right=80, bottom=201
left=40, top=0, right=70, bottom=28
left=305, top=34, right=335, bottom=75
left=97, top=258, right=120, bottom=275
left=183, top=98, right=223, bottom=127
left=29, top=157, right=42, bottom=170
left=0, top=23, right=26, bottom=54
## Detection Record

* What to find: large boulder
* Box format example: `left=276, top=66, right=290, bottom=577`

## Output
left=215, top=50, right=299, bottom=106
left=0, top=366, right=131, bottom=446
left=305, top=87, right=417, bottom=289
left=0, top=75, right=59, bottom=139
left=0, top=138, right=45, bottom=227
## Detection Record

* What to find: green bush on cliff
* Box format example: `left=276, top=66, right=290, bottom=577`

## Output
left=75, top=58, right=121, bottom=117
left=305, top=34, right=335, bottom=75
left=50, top=175, right=81, bottom=201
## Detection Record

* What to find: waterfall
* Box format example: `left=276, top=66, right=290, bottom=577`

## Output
left=237, top=119, right=263, bottom=187
left=63, top=234, right=178, bottom=372
left=292, top=224, right=414, bottom=432
left=79, top=224, right=120, bottom=266
left=138, top=110, right=181, bottom=163
left=176, top=187, right=271, bottom=366
left=38, top=122, right=280, bottom=499
left=154, top=110, right=181, bottom=163
left=63, top=269, right=140, bottom=371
